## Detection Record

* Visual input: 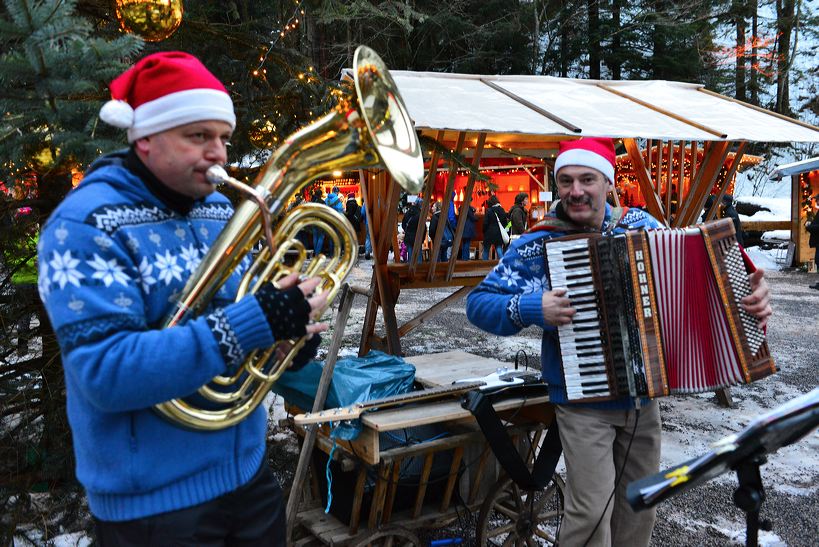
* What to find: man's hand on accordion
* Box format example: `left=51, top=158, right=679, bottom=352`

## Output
left=742, top=268, right=773, bottom=329
left=542, top=288, right=577, bottom=326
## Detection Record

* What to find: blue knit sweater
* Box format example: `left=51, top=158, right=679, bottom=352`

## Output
left=37, top=153, right=276, bottom=521
left=466, top=204, right=664, bottom=410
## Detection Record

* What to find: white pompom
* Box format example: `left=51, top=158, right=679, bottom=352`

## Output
left=99, top=100, right=134, bottom=128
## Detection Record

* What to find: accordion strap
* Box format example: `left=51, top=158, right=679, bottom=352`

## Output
left=462, top=388, right=562, bottom=491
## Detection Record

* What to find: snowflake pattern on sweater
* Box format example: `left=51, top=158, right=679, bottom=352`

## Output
left=36, top=161, right=274, bottom=521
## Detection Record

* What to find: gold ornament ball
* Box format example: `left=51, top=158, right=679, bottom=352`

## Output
left=115, top=0, right=184, bottom=42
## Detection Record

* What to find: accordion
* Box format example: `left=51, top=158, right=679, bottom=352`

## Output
left=544, top=218, right=777, bottom=402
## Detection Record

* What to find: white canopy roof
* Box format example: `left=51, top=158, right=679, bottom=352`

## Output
left=769, top=157, right=819, bottom=180
left=387, top=71, right=819, bottom=144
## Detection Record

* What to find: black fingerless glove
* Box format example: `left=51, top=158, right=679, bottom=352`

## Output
left=254, top=283, right=311, bottom=341
left=289, top=334, right=322, bottom=372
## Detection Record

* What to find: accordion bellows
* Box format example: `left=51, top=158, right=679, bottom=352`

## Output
left=545, top=218, right=777, bottom=402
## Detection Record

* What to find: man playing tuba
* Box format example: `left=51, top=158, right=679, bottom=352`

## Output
left=37, top=51, right=325, bottom=545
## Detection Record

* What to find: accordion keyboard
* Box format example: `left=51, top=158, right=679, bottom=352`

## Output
left=545, top=239, right=612, bottom=400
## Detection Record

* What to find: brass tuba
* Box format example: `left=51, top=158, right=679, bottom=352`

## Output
left=153, top=46, right=424, bottom=430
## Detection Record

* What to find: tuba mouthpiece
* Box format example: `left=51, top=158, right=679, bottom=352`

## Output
left=206, top=165, right=230, bottom=186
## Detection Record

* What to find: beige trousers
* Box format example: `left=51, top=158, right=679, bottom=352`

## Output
left=555, top=401, right=661, bottom=547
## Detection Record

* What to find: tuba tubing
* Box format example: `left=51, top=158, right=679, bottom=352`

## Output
left=153, top=46, right=424, bottom=430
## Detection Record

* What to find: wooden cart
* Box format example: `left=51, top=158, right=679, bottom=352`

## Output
left=287, top=350, right=565, bottom=546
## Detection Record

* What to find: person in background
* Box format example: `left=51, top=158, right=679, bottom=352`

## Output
left=345, top=192, right=361, bottom=233
left=467, top=137, right=771, bottom=547
left=310, top=187, right=326, bottom=255
left=721, top=194, right=744, bottom=246
left=401, top=195, right=426, bottom=264
left=807, top=208, right=819, bottom=290
left=325, top=185, right=345, bottom=214
left=36, top=51, right=327, bottom=546
left=429, top=201, right=453, bottom=262
left=458, top=202, right=477, bottom=260
left=361, top=202, right=372, bottom=260
left=509, top=191, right=529, bottom=236
left=481, top=195, right=509, bottom=260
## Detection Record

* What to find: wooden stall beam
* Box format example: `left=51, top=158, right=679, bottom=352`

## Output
left=427, top=132, right=465, bottom=282
left=677, top=141, right=732, bottom=227
left=706, top=142, right=748, bottom=221
left=623, top=138, right=667, bottom=223
left=410, top=130, right=444, bottom=275
left=448, top=132, right=486, bottom=280
left=397, top=286, right=472, bottom=338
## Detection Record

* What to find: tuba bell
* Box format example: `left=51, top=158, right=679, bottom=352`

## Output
left=153, top=46, right=424, bottom=430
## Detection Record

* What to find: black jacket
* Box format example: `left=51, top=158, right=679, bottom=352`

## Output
left=401, top=204, right=427, bottom=243
left=482, top=204, right=509, bottom=246
left=345, top=198, right=361, bottom=231
left=808, top=215, right=819, bottom=249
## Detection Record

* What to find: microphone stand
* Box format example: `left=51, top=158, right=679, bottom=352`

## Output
left=626, top=388, right=819, bottom=547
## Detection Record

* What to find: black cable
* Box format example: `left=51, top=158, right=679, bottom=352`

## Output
left=580, top=407, right=642, bottom=547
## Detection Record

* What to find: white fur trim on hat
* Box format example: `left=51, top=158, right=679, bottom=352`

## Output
left=554, top=149, right=615, bottom=183
left=126, top=88, right=236, bottom=143
left=99, top=100, right=135, bottom=129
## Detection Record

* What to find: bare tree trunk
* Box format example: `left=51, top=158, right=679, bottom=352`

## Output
left=611, top=0, right=622, bottom=80
left=560, top=1, right=569, bottom=77
left=749, top=0, right=759, bottom=104
left=775, top=0, right=794, bottom=114
left=734, top=0, right=747, bottom=101
left=587, top=0, right=600, bottom=79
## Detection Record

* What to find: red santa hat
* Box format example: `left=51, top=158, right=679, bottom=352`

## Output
left=99, top=51, right=235, bottom=143
left=554, top=137, right=616, bottom=183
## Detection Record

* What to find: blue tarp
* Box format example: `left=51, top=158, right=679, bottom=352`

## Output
left=272, top=350, right=416, bottom=440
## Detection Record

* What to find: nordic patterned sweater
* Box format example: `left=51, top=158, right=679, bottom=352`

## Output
left=466, top=203, right=664, bottom=410
left=37, top=150, right=276, bottom=521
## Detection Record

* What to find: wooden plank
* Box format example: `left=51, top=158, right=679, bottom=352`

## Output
left=447, top=132, right=486, bottom=280
left=409, top=129, right=444, bottom=275
left=349, top=467, right=367, bottom=534
left=678, top=141, right=731, bottom=227
left=706, top=142, right=748, bottom=222
left=360, top=395, right=550, bottom=432
left=440, top=446, right=464, bottom=513
left=623, top=138, right=667, bottom=222
left=406, top=350, right=512, bottom=387
left=368, top=463, right=391, bottom=529
left=743, top=220, right=791, bottom=231
left=374, top=174, right=404, bottom=354
left=428, top=132, right=466, bottom=282
left=412, top=453, right=435, bottom=518
left=665, top=141, right=673, bottom=215
left=397, top=286, right=472, bottom=338
left=674, top=141, right=713, bottom=227
left=383, top=459, right=402, bottom=523
left=468, top=443, right=492, bottom=505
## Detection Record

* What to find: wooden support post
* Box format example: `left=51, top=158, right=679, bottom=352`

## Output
left=368, top=463, right=391, bottom=529
left=623, top=138, right=666, bottom=223
left=447, top=133, right=486, bottom=280
left=349, top=466, right=368, bottom=534
left=468, top=445, right=492, bottom=505
left=412, top=453, right=435, bottom=518
left=382, top=459, right=402, bottom=523
left=439, top=446, right=465, bottom=513
left=707, top=143, right=748, bottom=221
left=397, top=285, right=472, bottom=338
left=428, top=132, right=465, bottom=282
left=655, top=140, right=663, bottom=194
left=409, top=130, right=444, bottom=275
left=677, top=141, right=731, bottom=227
left=674, top=142, right=713, bottom=227
left=286, top=284, right=357, bottom=539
